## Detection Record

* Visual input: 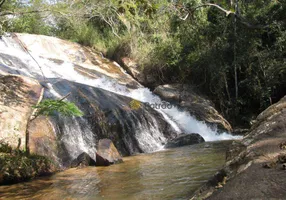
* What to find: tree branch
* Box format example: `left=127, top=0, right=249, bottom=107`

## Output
left=59, top=92, right=71, bottom=101
left=0, top=0, right=5, bottom=9
left=0, top=9, right=49, bottom=17
left=179, top=12, right=189, bottom=21
left=192, top=3, right=234, bottom=17
left=29, top=87, right=45, bottom=122
left=176, top=3, right=268, bottom=29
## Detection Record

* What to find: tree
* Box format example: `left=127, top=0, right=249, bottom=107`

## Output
left=25, top=93, right=83, bottom=154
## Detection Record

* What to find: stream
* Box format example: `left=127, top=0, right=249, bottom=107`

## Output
left=0, top=141, right=231, bottom=200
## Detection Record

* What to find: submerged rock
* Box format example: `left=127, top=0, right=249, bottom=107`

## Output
left=154, top=84, right=232, bottom=133
left=70, top=152, right=96, bottom=168
left=165, top=133, right=205, bottom=148
left=96, top=139, right=123, bottom=165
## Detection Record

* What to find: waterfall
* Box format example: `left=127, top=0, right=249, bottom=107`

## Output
left=0, top=34, right=240, bottom=161
left=42, top=64, right=238, bottom=141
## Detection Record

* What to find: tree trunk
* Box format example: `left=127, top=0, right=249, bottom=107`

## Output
left=234, top=0, right=239, bottom=100
left=224, top=73, right=231, bottom=102
left=234, top=66, right=238, bottom=99
left=25, top=122, right=31, bottom=154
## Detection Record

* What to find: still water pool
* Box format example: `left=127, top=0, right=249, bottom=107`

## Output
left=0, top=141, right=232, bottom=200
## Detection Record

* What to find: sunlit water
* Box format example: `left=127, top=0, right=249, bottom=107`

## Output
left=0, top=141, right=231, bottom=200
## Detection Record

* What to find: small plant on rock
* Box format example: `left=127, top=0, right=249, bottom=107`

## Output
left=25, top=93, right=83, bottom=154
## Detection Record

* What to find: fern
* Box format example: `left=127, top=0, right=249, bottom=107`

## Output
left=33, top=99, right=83, bottom=117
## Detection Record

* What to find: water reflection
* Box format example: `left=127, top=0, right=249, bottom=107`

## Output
left=0, top=141, right=231, bottom=200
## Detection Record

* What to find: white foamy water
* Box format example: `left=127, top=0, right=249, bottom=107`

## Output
left=45, top=85, right=98, bottom=161
left=0, top=35, right=241, bottom=144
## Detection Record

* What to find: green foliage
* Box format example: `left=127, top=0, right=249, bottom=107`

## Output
left=8, top=14, right=52, bottom=35
left=0, top=142, right=12, bottom=153
left=1, top=0, right=286, bottom=127
left=0, top=0, right=55, bottom=35
left=33, top=99, right=83, bottom=117
left=0, top=149, right=56, bottom=184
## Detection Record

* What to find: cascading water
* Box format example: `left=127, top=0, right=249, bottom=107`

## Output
left=0, top=34, right=240, bottom=162
left=45, top=85, right=98, bottom=162
left=36, top=58, right=237, bottom=141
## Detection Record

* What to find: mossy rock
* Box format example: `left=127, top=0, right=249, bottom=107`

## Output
left=0, top=152, right=57, bottom=185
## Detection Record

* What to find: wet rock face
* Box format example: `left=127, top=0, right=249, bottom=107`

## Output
left=154, top=84, right=232, bottom=133
left=164, top=133, right=205, bottom=148
left=46, top=79, right=177, bottom=166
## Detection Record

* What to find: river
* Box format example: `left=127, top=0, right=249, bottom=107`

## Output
left=0, top=141, right=231, bottom=200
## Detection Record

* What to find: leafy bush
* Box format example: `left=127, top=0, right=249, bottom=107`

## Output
left=0, top=142, right=12, bottom=153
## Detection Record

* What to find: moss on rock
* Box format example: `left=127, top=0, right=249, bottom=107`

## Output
left=0, top=146, right=57, bottom=185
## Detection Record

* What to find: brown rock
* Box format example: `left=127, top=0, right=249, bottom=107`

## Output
left=164, top=133, right=205, bottom=148
left=279, top=141, right=286, bottom=149
left=191, top=96, right=286, bottom=200
left=121, top=57, right=141, bottom=79
left=0, top=75, right=42, bottom=149
left=28, top=116, right=60, bottom=166
left=278, top=153, right=286, bottom=164
left=71, top=152, right=96, bottom=168
left=262, top=161, right=277, bottom=169
left=96, top=139, right=123, bottom=165
left=282, top=163, right=286, bottom=170
left=95, top=153, right=110, bottom=166
left=154, top=84, right=232, bottom=132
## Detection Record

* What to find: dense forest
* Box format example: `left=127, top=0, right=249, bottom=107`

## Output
left=1, top=0, right=286, bottom=127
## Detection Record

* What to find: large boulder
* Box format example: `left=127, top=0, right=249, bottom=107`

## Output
left=154, top=84, right=232, bottom=132
left=191, top=96, right=286, bottom=199
left=28, top=116, right=62, bottom=167
left=0, top=75, right=43, bottom=149
left=120, top=57, right=159, bottom=88
left=165, top=133, right=205, bottom=148
left=120, top=57, right=142, bottom=80
left=70, top=139, right=123, bottom=167
left=70, top=152, right=96, bottom=168
left=96, top=139, right=123, bottom=165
